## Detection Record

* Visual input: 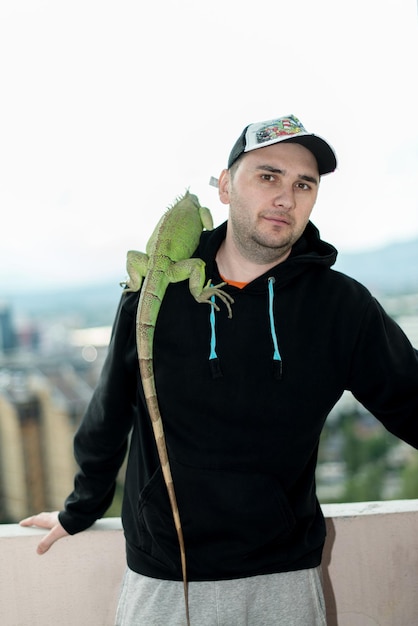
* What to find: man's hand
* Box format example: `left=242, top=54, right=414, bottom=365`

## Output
left=19, top=511, right=69, bottom=554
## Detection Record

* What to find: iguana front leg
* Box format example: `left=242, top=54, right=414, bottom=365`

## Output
left=166, top=258, right=234, bottom=318
left=122, top=251, right=149, bottom=292
left=123, top=253, right=234, bottom=317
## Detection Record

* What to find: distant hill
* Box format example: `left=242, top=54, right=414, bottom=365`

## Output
left=2, top=237, right=417, bottom=327
left=334, top=237, right=418, bottom=294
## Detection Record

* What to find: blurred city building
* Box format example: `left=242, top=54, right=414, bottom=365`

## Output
left=0, top=306, right=110, bottom=522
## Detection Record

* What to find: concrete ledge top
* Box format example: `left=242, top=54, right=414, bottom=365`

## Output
left=2, top=501, right=418, bottom=538
left=322, top=498, right=418, bottom=518
left=0, top=517, right=123, bottom=538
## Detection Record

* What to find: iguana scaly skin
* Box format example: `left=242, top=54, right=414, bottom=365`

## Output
left=123, top=191, right=233, bottom=626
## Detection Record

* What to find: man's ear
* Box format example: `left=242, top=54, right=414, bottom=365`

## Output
left=218, top=169, right=230, bottom=205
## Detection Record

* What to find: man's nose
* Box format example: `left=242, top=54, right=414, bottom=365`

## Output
left=273, top=185, right=295, bottom=210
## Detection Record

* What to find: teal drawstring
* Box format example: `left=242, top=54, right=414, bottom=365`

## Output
left=209, top=295, right=217, bottom=359
left=209, top=294, right=222, bottom=378
left=209, top=279, right=282, bottom=379
left=268, top=277, right=283, bottom=379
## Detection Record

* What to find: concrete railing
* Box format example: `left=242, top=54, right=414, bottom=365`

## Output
left=1, top=500, right=418, bottom=626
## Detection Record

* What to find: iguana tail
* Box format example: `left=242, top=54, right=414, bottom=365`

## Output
left=136, top=278, right=190, bottom=626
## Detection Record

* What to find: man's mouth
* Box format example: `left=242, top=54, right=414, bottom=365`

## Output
left=262, top=214, right=291, bottom=226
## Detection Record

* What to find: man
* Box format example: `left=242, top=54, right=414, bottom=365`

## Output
left=21, top=115, right=418, bottom=625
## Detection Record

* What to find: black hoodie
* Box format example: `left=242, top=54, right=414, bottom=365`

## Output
left=59, top=221, right=418, bottom=581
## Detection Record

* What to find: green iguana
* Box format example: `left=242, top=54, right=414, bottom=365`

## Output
left=123, top=191, right=233, bottom=626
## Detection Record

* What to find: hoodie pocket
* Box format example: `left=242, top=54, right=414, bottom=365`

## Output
left=137, top=461, right=296, bottom=578
left=136, top=466, right=181, bottom=572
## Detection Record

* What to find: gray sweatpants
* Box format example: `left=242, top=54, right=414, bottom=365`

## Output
left=115, top=566, right=327, bottom=625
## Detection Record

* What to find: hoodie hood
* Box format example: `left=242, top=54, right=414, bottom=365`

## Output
left=197, top=220, right=338, bottom=291
left=196, top=220, right=338, bottom=380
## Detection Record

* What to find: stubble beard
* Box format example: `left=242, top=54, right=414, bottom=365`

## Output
left=230, top=208, right=297, bottom=265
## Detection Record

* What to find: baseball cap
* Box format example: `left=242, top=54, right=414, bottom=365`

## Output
left=228, top=114, right=337, bottom=175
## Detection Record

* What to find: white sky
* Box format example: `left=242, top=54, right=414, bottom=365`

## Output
left=0, top=0, right=417, bottom=292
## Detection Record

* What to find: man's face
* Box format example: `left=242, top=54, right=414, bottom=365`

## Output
left=218, top=142, right=320, bottom=264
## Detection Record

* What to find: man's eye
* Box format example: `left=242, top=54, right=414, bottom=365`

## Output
left=261, top=174, right=275, bottom=182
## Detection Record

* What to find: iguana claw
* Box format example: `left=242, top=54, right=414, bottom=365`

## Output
left=197, top=280, right=234, bottom=318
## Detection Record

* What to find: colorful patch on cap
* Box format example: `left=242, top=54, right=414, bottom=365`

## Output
left=255, top=115, right=307, bottom=145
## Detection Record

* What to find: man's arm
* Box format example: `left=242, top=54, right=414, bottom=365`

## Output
left=348, top=297, right=418, bottom=447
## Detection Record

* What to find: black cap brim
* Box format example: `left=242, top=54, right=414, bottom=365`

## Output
left=283, top=135, right=337, bottom=175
